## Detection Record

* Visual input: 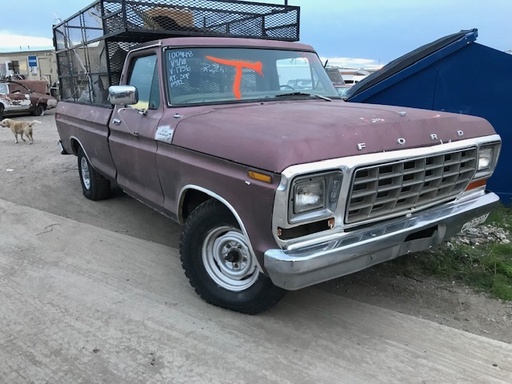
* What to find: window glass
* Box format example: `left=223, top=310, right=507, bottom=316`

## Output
left=165, top=48, right=338, bottom=106
left=276, top=57, right=324, bottom=92
left=128, top=54, right=160, bottom=110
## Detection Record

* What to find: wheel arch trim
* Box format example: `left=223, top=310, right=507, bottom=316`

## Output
left=68, top=136, right=86, bottom=156
left=75, top=140, right=93, bottom=169
left=178, top=184, right=264, bottom=272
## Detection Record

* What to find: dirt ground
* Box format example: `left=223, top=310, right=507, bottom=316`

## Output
left=1, top=111, right=511, bottom=344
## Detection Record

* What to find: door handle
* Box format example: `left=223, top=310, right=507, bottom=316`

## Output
left=112, top=118, right=121, bottom=126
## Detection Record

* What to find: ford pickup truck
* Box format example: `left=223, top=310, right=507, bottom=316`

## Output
left=53, top=0, right=501, bottom=314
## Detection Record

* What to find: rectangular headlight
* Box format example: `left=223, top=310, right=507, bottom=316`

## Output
left=477, top=147, right=493, bottom=171
left=474, top=143, right=500, bottom=179
left=289, top=171, right=342, bottom=223
left=293, top=178, right=325, bottom=213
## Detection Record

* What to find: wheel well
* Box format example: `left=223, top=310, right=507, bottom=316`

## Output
left=181, top=189, right=213, bottom=222
left=70, top=139, right=81, bottom=155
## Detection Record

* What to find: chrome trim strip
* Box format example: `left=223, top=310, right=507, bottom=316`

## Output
left=68, top=135, right=85, bottom=156
left=178, top=184, right=264, bottom=273
left=265, top=191, right=500, bottom=290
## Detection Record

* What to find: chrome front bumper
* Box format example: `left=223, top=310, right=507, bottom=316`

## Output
left=264, top=191, right=500, bottom=290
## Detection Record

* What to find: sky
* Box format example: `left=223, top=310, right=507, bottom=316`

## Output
left=1, top=0, right=511, bottom=68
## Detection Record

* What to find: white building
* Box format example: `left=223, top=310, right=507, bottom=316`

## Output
left=0, top=49, right=58, bottom=87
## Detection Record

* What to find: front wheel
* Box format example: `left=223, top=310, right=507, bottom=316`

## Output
left=180, top=199, right=286, bottom=314
left=77, top=147, right=111, bottom=200
left=32, top=104, right=45, bottom=116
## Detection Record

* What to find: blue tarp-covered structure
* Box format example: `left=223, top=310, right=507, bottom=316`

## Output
left=347, top=29, right=511, bottom=205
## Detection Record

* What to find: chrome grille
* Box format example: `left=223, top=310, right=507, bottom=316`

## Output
left=346, top=148, right=478, bottom=224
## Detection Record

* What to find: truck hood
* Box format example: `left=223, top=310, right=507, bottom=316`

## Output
left=172, top=100, right=496, bottom=173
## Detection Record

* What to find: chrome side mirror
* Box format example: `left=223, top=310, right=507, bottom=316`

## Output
left=108, top=85, right=138, bottom=105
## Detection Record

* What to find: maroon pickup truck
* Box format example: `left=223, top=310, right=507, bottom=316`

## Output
left=54, top=0, right=501, bottom=314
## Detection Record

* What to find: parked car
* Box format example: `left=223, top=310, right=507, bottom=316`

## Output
left=0, top=80, right=58, bottom=118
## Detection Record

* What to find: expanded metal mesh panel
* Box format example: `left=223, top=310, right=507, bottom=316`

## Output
left=58, top=74, right=110, bottom=104
left=54, top=5, right=104, bottom=50
left=56, top=38, right=137, bottom=104
left=101, top=0, right=299, bottom=41
left=53, top=0, right=300, bottom=105
left=54, top=0, right=299, bottom=47
left=346, top=148, right=478, bottom=224
left=107, top=41, right=133, bottom=88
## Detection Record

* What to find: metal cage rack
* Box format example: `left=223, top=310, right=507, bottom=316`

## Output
left=52, top=0, right=300, bottom=105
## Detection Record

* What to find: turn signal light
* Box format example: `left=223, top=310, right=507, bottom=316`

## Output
left=465, top=178, right=487, bottom=191
left=248, top=170, right=272, bottom=184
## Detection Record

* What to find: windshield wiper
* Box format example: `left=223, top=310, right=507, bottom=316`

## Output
left=275, top=92, right=331, bottom=102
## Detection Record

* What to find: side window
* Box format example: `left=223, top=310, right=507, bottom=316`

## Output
left=128, top=54, right=160, bottom=110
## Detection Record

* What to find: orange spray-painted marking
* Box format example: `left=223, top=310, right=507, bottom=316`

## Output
left=206, top=56, right=263, bottom=99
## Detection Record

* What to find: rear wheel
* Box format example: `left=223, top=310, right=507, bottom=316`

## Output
left=0, top=104, right=4, bottom=119
left=180, top=199, right=286, bottom=314
left=77, top=147, right=111, bottom=200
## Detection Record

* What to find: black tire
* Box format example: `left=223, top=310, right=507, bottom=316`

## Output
left=180, top=199, right=286, bottom=314
left=0, top=103, right=4, bottom=119
left=32, top=104, right=45, bottom=116
left=77, top=147, right=111, bottom=200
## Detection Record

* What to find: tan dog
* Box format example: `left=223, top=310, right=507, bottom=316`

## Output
left=1, top=118, right=41, bottom=144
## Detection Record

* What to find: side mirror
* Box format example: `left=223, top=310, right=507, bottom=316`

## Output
left=108, top=85, right=138, bottom=105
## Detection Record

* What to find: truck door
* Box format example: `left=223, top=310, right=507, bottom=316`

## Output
left=108, top=52, right=165, bottom=213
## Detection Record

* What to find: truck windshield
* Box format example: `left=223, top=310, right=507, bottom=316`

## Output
left=165, top=47, right=339, bottom=106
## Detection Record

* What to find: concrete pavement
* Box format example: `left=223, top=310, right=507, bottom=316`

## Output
left=1, top=198, right=511, bottom=383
